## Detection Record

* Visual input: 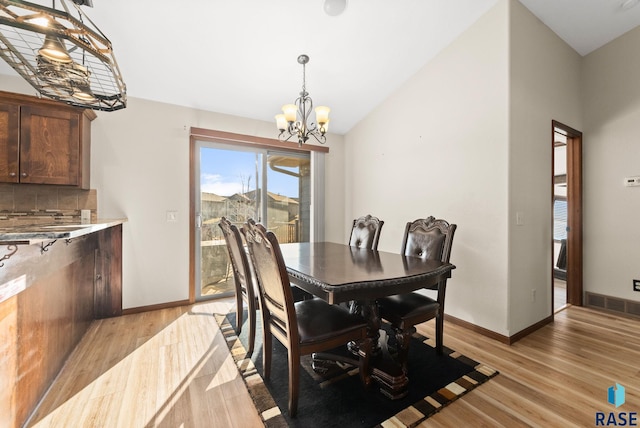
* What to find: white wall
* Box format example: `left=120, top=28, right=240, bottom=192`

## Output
left=344, top=1, right=511, bottom=335
left=507, top=1, right=582, bottom=333
left=342, top=0, right=585, bottom=336
left=0, top=74, right=345, bottom=309
left=582, top=26, right=640, bottom=301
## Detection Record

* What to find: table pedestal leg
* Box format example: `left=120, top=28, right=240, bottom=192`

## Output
left=311, top=300, right=409, bottom=400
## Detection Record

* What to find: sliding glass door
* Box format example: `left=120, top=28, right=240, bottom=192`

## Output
left=194, top=140, right=311, bottom=300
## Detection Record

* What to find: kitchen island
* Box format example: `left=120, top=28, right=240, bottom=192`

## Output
left=0, top=219, right=125, bottom=428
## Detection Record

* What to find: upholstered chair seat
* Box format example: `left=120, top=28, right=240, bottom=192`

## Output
left=376, top=293, right=439, bottom=331
left=295, top=298, right=369, bottom=344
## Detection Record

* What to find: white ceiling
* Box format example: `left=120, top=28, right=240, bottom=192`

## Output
left=2, top=0, right=640, bottom=135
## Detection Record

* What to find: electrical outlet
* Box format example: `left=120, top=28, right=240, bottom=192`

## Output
left=166, top=211, right=177, bottom=222
left=633, top=279, right=640, bottom=292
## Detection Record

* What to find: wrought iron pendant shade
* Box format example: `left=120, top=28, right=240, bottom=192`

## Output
left=275, top=54, right=330, bottom=146
left=0, top=0, right=126, bottom=111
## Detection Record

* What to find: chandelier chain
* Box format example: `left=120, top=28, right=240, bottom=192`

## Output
left=301, top=60, right=306, bottom=96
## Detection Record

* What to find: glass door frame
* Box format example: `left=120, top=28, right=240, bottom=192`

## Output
left=188, top=128, right=328, bottom=303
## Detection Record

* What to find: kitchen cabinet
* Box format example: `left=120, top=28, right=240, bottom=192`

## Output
left=0, top=91, right=96, bottom=189
left=0, top=221, right=124, bottom=428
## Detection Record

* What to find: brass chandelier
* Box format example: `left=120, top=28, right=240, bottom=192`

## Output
left=0, top=0, right=126, bottom=111
left=275, top=54, right=330, bottom=145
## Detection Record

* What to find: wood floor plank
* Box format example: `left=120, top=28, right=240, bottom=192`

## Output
left=26, top=301, right=640, bottom=428
left=116, top=337, right=160, bottom=428
left=447, top=389, right=532, bottom=428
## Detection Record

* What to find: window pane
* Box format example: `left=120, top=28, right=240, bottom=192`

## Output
left=265, top=152, right=310, bottom=243
left=200, top=147, right=261, bottom=298
left=554, top=199, right=567, bottom=241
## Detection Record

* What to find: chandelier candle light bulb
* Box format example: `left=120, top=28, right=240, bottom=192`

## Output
left=275, top=114, right=288, bottom=131
left=283, top=104, right=298, bottom=123
left=315, top=105, right=330, bottom=126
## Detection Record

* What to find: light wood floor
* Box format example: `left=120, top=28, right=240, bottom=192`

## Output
left=27, top=300, right=639, bottom=428
left=554, top=279, right=567, bottom=312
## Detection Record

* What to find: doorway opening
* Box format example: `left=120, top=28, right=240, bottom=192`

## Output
left=552, top=121, right=583, bottom=312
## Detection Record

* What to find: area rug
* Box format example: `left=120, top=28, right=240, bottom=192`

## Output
left=214, top=309, right=498, bottom=428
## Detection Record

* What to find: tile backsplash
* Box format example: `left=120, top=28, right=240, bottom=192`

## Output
left=0, top=184, right=97, bottom=225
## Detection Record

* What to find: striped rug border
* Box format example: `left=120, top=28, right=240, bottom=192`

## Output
left=215, top=312, right=498, bottom=428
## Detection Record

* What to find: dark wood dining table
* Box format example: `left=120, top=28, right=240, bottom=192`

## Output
left=279, top=241, right=455, bottom=399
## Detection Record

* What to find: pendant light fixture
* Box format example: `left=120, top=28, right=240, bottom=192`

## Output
left=38, top=33, right=72, bottom=63
left=0, top=0, right=126, bottom=111
left=275, top=54, right=330, bottom=146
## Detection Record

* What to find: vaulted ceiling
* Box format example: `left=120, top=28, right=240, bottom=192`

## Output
left=2, top=0, right=640, bottom=134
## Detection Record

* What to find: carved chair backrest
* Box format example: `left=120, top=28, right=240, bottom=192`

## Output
left=218, top=217, right=254, bottom=300
left=349, top=214, right=384, bottom=250
left=401, top=217, right=456, bottom=264
left=243, top=221, right=299, bottom=345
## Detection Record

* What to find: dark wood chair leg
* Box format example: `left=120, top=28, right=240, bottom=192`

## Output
left=436, top=283, right=447, bottom=355
left=288, top=349, right=300, bottom=417
left=435, top=312, right=444, bottom=355
left=263, top=330, right=272, bottom=380
left=394, top=326, right=416, bottom=374
left=235, top=293, right=244, bottom=334
left=246, top=298, right=256, bottom=356
left=358, top=337, right=374, bottom=387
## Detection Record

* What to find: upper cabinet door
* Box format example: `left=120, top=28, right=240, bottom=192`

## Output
left=19, top=105, right=81, bottom=186
left=0, top=103, right=20, bottom=184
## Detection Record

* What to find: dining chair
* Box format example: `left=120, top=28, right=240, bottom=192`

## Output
left=376, top=217, right=456, bottom=373
left=218, top=217, right=258, bottom=356
left=349, top=214, right=384, bottom=250
left=243, top=220, right=372, bottom=417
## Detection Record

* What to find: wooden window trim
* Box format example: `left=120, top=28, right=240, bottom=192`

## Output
left=190, top=128, right=329, bottom=154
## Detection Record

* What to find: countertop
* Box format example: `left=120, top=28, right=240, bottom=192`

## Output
left=0, top=218, right=127, bottom=245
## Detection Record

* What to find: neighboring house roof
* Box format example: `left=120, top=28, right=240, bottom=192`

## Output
left=201, top=192, right=254, bottom=203
left=201, top=192, right=227, bottom=202
left=228, top=193, right=251, bottom=202
left=268, top=192, right=299, bottom=205
left=242, top=190, right=299, bottom=205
